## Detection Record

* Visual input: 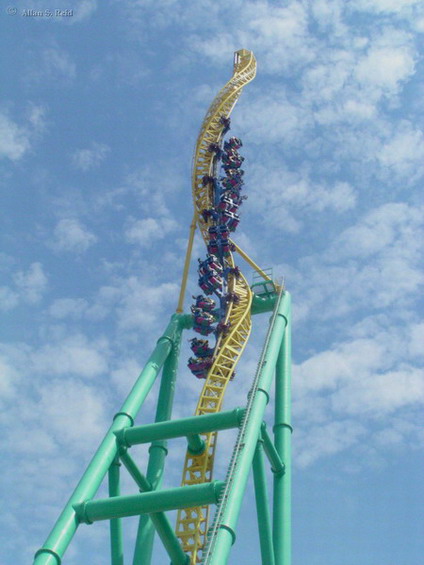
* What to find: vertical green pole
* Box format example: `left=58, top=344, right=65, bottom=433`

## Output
left=109, top=456, right=124, bottom=565
left=132, top=326, right=183, bottom=565
left=273, top=297, right=292, bottom=565
left=252, top=439, right=275, bottom=565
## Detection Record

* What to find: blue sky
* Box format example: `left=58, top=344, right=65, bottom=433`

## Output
left=1, top=1, right=424, bottom=563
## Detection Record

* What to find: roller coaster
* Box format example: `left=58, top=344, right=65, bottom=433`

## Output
left=34, top=49, right=292, bottom=565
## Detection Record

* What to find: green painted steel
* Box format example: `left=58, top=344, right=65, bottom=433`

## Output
left=73, top=481, right=225, bottom=523
left=133, top=324, right=183, bottom=565
left=251, top=292, right=277, bottom=315
left=33, top=314, right=184, bottom=565
left=187, top=433, right=206, bottom=455
left=273, top=296, right=292, bottom=565
left=253, top=440, right=276, bottom=565
left=202, top=290, right=290, bottom=565
left=120, top=449, right=152, bottom=491
left=117, top=407, right=245, bottom=447
left=261, top=423, right=285, bottom=476
left=120, top=447, right=188, bottom=565
left=108, top=457, right=124, bottom=565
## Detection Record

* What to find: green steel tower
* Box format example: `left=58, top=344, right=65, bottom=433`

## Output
left=34, top=50, right=292, bottom=565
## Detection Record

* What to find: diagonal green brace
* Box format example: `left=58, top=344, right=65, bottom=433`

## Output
left=261, top=423, right=285, bottom=477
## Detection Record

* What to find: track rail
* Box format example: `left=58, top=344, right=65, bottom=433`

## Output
left=175, top=50, right=257, bottom=563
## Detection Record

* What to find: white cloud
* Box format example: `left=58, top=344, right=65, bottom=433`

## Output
left=31, top=334, right=109, bottom=378
left=53, top=218, right=97, bottom=253
left=0, top=355, right=19, bottom=399
left=331, top=366, right=424, bottom=416
left=295, top=420, right=367, bottom=467
left=0, top=286, right=19, bottom=311
left=0, top=114, right=31, bottom=161
left=409, top=323, right=424, bottom=358
left=14, top=262, right=48, bottom=304
left=124, top=216, right=178, bottom=246
left=356, top=46, right=416, bottom=93
left=116, top=278, right=179, bottom=331
left=334, top=202, right=422, bottom=258
left=0, top=107, right=46, bottom=161
left=351, top=0, right=423, bottom=14
left=49, top=297, right=89, bottom=319
left=377, top=122, right=424, bottom=181
left=247, top=165, right=357, bottom=233
left=71, top=142, right=110, bottom=171
left=25, top=44, right=76, bottom=85
left=36, top=378, right=108, bottom=448
left=291, top=202, right=424, bottom=321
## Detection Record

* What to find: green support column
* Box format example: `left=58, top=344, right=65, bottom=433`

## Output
left=108, top=456, right=124, bottom=565
left=253, top=440, right=276, bottom=565
left=133, top=325, right=183, bottom=565
left=273, top=296, right=292, bottom=565
left=34, top=314, right=184, bottom=565
left=203, top=291, right=290, bottom=565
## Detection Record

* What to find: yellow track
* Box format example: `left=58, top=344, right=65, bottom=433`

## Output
left=175, top=50, right=257, bottom=564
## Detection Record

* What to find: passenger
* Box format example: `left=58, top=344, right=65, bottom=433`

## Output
left=202, top=175, right=215, bottom=186
left=224, top=137, right=242, bottom=151
left=220, top=116, right=231, bottom=131
left=188, top=356, right=213, bottom=378
left=224, top=292, right=240, bottom=304
left=229, top=266, right=241, bottom=278
left=207, top=241, right=219, bottom=255
left=218, top=224, right=229, bottom=238
left=220, top=238, right=230, bottom=255
left=198, top=276, right=214, bottom=295
left=190, top=338, right=214, bottom=358
left=208, top=143, right=222, bottom=158
left=193, top=295, right=216, bottom=311
left=208, top=226, right=218, bottom=240
left=215, top=321, right=231, bottom=337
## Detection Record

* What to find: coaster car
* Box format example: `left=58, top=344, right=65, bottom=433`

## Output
left=190, top=338, right=215, bottom=358
left=208, top=226, right=218, bottom=240
left=218, top=196, right=238, bottom=213
left=225, top=168, right=244, bottom=178
left=217, top=224, right=229, bottom=238
left=191, top=308, right=216, bottom=327
left=188, top=356, right=213, bottom=379
left=222, top=211, right=240, bottom=232
left=193, top=322, right=215, bottom=336
left=198, top=274, right=223, bottom=294
left=192, top=295, right=216, bottom=311
left=202, top=209, right=219, bottom=222
left=224, top=137, right=242, bottom=151
left=207, top=241, right=219, bottom=255
left=198, top=253, right=222, bottom=274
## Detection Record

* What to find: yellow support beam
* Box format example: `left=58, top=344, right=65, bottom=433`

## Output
left=229, top=240, right=272, bottom=282
left=176, top=212, right=198, bottom=313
